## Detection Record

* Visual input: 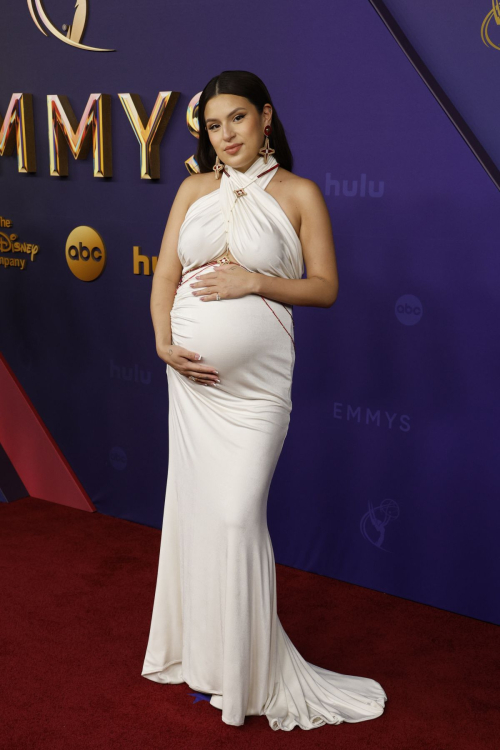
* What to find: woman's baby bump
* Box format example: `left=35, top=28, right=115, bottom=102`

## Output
left=171, top=264, right=291, bottom=388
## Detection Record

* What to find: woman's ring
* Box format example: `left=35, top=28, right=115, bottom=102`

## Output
left=216, top=292, right=220, bottom=301
left=189, top=376, right=196, bottom=382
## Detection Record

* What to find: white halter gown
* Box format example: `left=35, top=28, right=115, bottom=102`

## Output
left=141, top=154, right=387, bottom=730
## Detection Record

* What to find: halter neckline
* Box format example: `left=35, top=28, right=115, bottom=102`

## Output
left=177, top=150, right=303, bottom=280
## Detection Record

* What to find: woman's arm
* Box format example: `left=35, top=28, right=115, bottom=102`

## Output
left=150, top=176, right=193, bottom=351
left=250, top=178, right=338, bottom=308
left=151, top=174, right=221, bottom=385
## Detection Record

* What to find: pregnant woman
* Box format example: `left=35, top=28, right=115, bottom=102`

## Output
left=141, top=70, right=388, bottom=731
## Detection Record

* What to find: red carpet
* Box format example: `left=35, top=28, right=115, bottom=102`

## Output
left=1, top=497, right=498, bottom=749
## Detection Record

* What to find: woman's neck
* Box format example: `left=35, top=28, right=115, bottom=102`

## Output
left=230, top=153, right=262, bottom=174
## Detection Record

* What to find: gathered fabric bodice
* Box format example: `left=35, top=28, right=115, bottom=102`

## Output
left=177, top=154, right=304, bottom=280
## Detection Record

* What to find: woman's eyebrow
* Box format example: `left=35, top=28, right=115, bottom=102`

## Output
left=205, top=108, right=247, bottom=124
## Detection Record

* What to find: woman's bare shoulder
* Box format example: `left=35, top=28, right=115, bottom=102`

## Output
left=277, top=167, right=321, bottom=191
left=178, top=171, right=213, bottom=196
left=178, top=171, right=219, bottom=209
left=274, top=167, right=324, bottom=208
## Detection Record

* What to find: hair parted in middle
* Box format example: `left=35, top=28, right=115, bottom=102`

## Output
left=195, top=70, right=293, bottom=174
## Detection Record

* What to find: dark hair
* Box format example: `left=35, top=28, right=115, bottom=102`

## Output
left=195, top=70, right=293, bottom=173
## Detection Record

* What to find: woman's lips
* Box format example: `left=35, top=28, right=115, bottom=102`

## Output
left=225, top=144, right=242, bottom=154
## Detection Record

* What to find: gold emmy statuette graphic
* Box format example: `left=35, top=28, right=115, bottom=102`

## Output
left=481, top=1, right=500, bottom=49
left=27, top=0, right=115, bottom=52
left=66, top=226, right=107, bottom=281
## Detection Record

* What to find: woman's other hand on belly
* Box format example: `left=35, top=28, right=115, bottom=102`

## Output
left=157, top=343, right=221, bottom=387
left=189, top=265, right=256, bottom=301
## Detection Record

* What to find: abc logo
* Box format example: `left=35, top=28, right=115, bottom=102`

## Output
left=395, top=294, right=422, bottom=326
left=66, top=226, right=107, bottom=281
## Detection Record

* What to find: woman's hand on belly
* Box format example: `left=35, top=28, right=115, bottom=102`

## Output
left=189, top=265, right=255, bottom=302
left=157, top=343, right=221, bottom=386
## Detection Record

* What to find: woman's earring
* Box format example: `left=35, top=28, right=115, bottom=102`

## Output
left=258, top=124, right=275, bottom=164
left=213, top=154, right=224, bottom=180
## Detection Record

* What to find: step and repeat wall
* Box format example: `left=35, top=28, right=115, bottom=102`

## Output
left=1, top=0, right=499, bottom=624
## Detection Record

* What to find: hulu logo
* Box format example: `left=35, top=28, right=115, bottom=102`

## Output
left=325, top=173, right=384, bottom=198
left=133, top=246, right=158, bottom=276
left=109, top=358, right=151, bottom=385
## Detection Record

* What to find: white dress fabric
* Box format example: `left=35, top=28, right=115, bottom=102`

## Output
left=141, top=154, right=388, bottom=730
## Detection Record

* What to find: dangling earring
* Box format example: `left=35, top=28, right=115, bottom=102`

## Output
left=258, top=124, right=275, bottom=164
left=213, top=154, right=224, bottom=180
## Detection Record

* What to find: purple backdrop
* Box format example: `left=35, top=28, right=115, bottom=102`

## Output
left=1, top=0, right=499, bottom=625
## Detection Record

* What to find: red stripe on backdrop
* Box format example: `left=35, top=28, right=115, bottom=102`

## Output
left=0, top=352, right=95, bottom=512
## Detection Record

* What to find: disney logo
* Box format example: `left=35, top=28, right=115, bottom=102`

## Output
left=0, top=232, right=39, bottom=261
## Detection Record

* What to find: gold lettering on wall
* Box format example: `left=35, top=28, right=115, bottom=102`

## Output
left=1, top=90, right=193, bottom=178
left=47, top=93, right=112, bottom=177
left=118, top=92, right=180, bottom=179
left=0, top=94, right=37, bottom=173
left=184, top=91, right=203, bottom=175
left=133, top=246, right=157, bottom=275
left=0, top=216, right=39, bottom=271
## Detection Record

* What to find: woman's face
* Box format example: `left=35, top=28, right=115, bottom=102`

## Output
left=204, top=94, right=272, bottom=172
